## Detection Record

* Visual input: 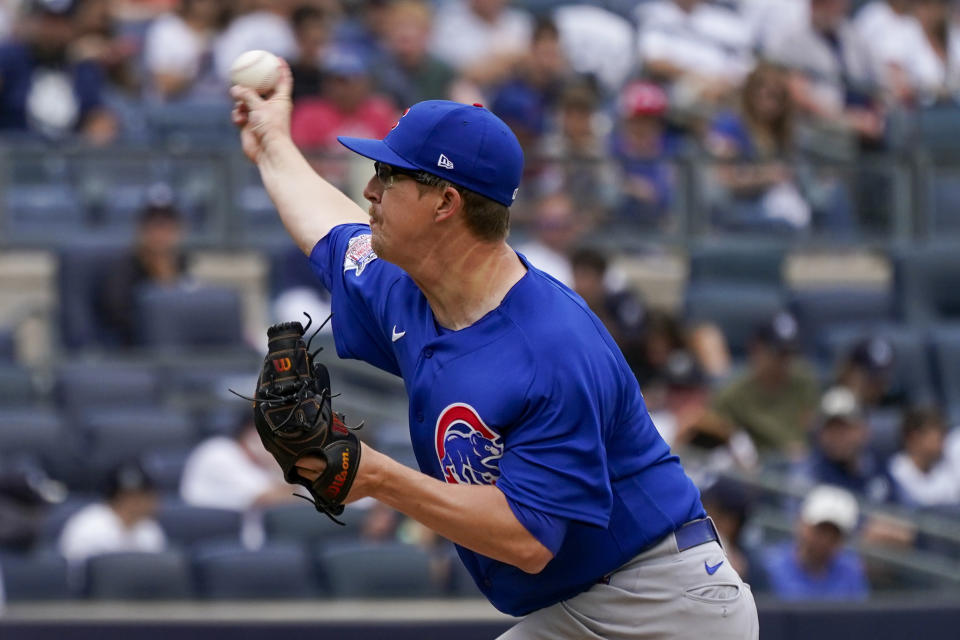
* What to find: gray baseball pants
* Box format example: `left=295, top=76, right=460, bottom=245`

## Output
left=498, top=528, right=759, bottom=639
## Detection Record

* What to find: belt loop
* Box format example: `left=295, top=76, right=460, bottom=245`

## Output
left=707, top=516, right=723, bottom=551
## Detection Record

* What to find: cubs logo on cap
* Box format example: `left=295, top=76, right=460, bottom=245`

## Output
left=338, top=100, right=524, bottom=207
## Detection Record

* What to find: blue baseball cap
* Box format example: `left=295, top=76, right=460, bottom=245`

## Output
left=337, top=100, right=524, bottom=207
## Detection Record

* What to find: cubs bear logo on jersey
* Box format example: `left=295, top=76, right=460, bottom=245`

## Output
left=344, top=234, right=378, bottom=276
left=435, top=403, right=502, bottom=485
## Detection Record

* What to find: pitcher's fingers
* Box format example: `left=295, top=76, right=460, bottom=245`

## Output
left=230, top=84, right=265, bottom=110
left=273, top=58, right=293, bottom=101
left=231, top=106, right=248, bottom=127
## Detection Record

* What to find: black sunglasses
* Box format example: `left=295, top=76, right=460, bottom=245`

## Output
left=374, top=161, right=431, bottom=187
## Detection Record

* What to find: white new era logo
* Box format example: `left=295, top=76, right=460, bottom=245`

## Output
left=437, top=154, right=454, bottom=170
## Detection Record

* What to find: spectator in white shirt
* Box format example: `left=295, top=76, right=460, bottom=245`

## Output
left=213, top=0, right=297, bottom=85
left=59, top=463, right=166, bottom=565
left=142, top=0, right=226, bottom=101
left=180, top=417, right=295, bottom=548
left=764, top=0, right=885, bottom=143
left=636, top=0, right=754, bottom=109
left=889, top=407, right=960, bottom=508
left=514, top=191, right=583, bottom=287
left=852, top=0, right=923, bottom=104
left=901, top=0, right=960, bottom=105
left=428, top=0, right=533, bottom=88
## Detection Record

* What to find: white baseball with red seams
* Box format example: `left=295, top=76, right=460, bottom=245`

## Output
left=229, top=50, right=280, bottom=95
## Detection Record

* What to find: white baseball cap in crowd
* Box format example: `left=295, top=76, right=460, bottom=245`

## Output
left=800, top=485, right=859, bottom=535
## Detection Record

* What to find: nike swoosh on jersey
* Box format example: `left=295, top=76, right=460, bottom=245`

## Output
left=705, top=560, right=724, bottom=575
left=392, top=326, right=406, bottom=342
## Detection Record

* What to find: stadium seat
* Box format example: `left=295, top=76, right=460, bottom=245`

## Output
left=134, top=285, right=246, bottom=350
left=267, top=240, right=322, bottom=296
left=56, top=361, right=162, bottom=414
left=262, top=502, right=367, bottom=545
left=0, top=408, right=62, bottom=462
left=237, top=184, right=288, bottom=242
left=84, top=550, right=194, bottom=599
left=688, top=241, right=786, bottom=288
left=80, top=407, right=196, bottom=486
left=925, top=170, right=960, bottom=236
left=893, top=244, right=960, bottom=324
left=0, top=329, right=14, bottom=360
left=155, top=501, right=242, bottom=547
left=449, top=556, right=484, bottom=598
left=823, top=325, right=936, bottom=406
left=318, top=541, right=441, bottom=598
left=0, top=551, right=73, bottom=601
left=930, top=326, right=960, bottom=422
left=914, top=104, right=960, bottom=155
left=683, top=284, right=786, bottom=360
left=141, top=448, right=192, bottom=493
left=0, top=363, right=36, bottom=406
left=788, top=287, right=896, bottom=359
left=38, top=496, right=97, bottom=547
left=57, top=240, right=129, bottom=350
left=3, top=184, right=85, bottom=241
left=193, top=541, right=320, bottom=599
left=144, top=101, right=235, bottom=148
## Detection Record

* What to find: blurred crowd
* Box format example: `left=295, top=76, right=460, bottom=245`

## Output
left=3, top=0, right=960, bottom=232
left=2, top=0, right=960, bottom=608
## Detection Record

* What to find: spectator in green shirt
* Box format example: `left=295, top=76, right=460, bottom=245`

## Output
left=684, top=311, right=819, bottom=460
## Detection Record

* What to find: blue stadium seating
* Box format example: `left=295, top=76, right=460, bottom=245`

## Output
left=3, top=184, right=85, bottom=241
left=683, top=284, right=786, bottom=360
left=84, top=550, right=194, bottom=599
left=0, top=363, right=36, bottom=406
left=929, top=325, right=960, bottom=423
left=141, top=448, right=192, bottom=493
left=38, top=496, right=96, bottom=547
left=318, top=541, right=442, bottom=598
left=0, top=408, right=62, bottom=462
left=193, top=541, right=321, bottom=600
left=893, top=244, right=960, bottom=324
left=788, top=287, right=896, bottom=360
left=56, top=240, right=129, bottom=350
left=144, top=102, right=235, bottom=149
left=688, top=241, right=786, bottom=288
left=134, top=285, right=246, bottom=350
left=0, top=329, right=14, bottom=360
left=155, top=501, right=242, bottom=548
left=0, top=551, right=73, bottom=601
left=56, top=360, right=162, bottom=414
left=80, top=407, right=195, bottom=487
left=262, top=502, right=367, bottom=545
left=823, top=325, right=936, bottom=405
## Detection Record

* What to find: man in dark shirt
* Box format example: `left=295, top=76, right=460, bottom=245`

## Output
left=0, top=0, right=116, bottom=142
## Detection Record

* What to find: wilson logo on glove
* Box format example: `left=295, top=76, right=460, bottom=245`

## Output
left=230, top=313, right=363, bottom=525
left=325, top=450, right=352, bottom=498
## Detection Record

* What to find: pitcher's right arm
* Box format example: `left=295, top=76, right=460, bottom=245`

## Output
left=231, top=60, right=367, bottom=254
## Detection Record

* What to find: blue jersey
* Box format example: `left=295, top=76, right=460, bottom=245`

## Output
left=310, top=224, right=704, bottom=615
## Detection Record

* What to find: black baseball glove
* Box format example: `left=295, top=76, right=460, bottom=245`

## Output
left=235, top=315, right=362, bottom=523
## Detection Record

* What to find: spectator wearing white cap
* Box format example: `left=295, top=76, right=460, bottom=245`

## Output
left=796, top=387, right=893, bottom=502
left=760, top=485, right=868, bottom=600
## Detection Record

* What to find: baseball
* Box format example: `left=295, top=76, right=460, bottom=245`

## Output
left=229, top=49, right=280, bottom=95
